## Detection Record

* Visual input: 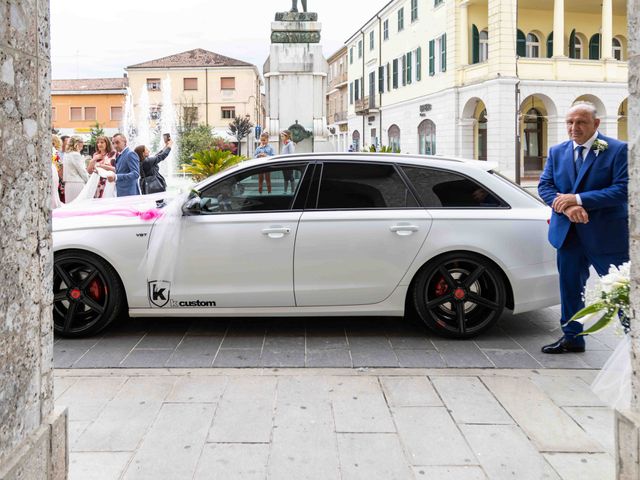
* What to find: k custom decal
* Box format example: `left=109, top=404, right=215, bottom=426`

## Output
left=148, top=280, right=171, bottom=308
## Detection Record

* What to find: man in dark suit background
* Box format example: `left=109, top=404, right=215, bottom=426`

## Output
left=108, top=133, right=141, bottom=197
left=538, top=101, right=629, bottom=354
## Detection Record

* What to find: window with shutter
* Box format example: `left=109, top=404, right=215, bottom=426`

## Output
left=184, top=78, right=198, bottom=90
left=516, top=30, right=526, bottom=57
left=386, top=63, right=391, bottom=91
left=546, top=32, right=554, bottom=58
left=378, top=66, right=385, bottom=93
left=440, top=34, right=446, bottom=72
left=472, top=25, right=479, bottom=64
left=84, top=107, right=96, bottom=121
left=221, top=77, right=235, bottom=90
left=589, top=33, right=601, bottom=60
left=70, top=107, right=82, bottom=121
left=402, top=55, right=407, bottom=85
left=349, top=82, right=354, bottom=104
left=354, top=79, right=360, bottom=101
left=416, top=47, right=422, bottom=81
left=429, top=40, right=435, bottom=76
left=398, top=8, right=404, bottom=31
left=393, top=59, right=399, bottom=88
left=406, top=51, right=413, bottom=84
left=569, top=29, right=577, bottom=58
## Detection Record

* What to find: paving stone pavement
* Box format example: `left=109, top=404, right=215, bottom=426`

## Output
left=55, top=368, right=615, bottom=480
left=54, top=306, right=623, bottom=369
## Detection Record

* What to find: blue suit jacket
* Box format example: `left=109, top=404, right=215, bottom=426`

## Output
left=538, top=133, right=628, bottom=254
left=115, top=147, right=141, bottom=197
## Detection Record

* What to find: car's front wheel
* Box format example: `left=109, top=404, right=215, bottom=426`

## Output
left=53, top=250, right=124, bottom=337
left=413, top=253, right=506, bottom=338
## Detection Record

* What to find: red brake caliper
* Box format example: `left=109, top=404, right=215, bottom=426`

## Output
left=88, top=279, right=104, bottom=301
left=434, top=277, right=449, bottom=297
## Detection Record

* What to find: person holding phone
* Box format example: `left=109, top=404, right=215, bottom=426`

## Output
left=135, top=134, right=172, bottom=195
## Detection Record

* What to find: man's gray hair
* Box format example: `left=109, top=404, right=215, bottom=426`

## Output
left=112, top=132, right=127, bottom=142
left=569, top=101, right=598, bottom=120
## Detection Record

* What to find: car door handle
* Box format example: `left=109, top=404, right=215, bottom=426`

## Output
left=389, top=224, right=419, bottom=236
left=262, top=227, right=291, bottom=239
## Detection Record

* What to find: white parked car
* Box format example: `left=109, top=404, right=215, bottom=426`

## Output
left=52, top=153, right=559, bottom=338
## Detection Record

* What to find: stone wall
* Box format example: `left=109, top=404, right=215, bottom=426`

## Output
left=617, top=0, right=640, bottom=477
left=0, top=1, right=67, bottom=478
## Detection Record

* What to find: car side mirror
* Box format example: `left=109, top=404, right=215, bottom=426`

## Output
left=182, top=195, right=202, bottom=216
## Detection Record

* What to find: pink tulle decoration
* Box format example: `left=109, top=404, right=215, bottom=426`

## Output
left=53, top=207, right=164, bottom=221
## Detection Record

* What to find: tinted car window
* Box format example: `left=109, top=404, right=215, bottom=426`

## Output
left=402, top=166, right=503, bottom=208
left=317, top=163, right=418, bottom=209
left=199, top=164, right=306, bottom=213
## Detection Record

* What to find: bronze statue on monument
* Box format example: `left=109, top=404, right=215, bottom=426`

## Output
left=290, top=0, right=308, bottom=12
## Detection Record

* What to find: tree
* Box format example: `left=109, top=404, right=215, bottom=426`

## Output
left=227, top=116, right=253, bottom=156
left=178, top=125, right=237, bottom=166
left=89, top=122, right=104, bottom=149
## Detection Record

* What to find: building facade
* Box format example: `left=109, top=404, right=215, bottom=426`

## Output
left=126, top=49, right=264, bottom=151
left=346, top=0, right=628, bottom=183
left=326, top=47, right=350, bottom=151
left=51, top=78, right=128, bottom=141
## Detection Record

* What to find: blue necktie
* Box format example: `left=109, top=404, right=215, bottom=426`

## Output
left=575, top=145, right=586, bottom=175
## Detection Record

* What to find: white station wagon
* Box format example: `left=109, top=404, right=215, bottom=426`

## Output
left=52, top=153, right=559, bottom=338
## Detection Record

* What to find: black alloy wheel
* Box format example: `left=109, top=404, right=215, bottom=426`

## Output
left=53, top=251, right=124, bottom=337
left=413, top=253, right=506, bottom=338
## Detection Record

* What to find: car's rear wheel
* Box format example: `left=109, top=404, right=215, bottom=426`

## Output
left=413, top=253, right=506, bottom=338
left=53, top=251, right=124, bottom=338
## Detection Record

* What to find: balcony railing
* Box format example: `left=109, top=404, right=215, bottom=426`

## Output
left=329, top=72, right=348, bottom=88
left=333, top=111, right=348, bottom=123
left=460, top=57, right=627, bottom=85
left=355, top=96, right=379, bottom=114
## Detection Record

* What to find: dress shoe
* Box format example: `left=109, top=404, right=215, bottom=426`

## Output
left=541, top=337, right=585, bottom=354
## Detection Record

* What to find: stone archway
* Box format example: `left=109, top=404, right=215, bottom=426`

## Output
left=618, top=98, right=628, bottom=141
left=518, top=94, right=557, bottom=179
left=460, top=97, right=486, bottom=160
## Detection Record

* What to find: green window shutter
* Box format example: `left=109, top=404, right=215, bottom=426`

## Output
left=429, top=39, right=435, bottom=76
left=569, top=29, right=576, bottom=58
left=407, top=51, right=413, bottom=84
left=349, top=82, right=353, bottom=104
left=416, top=47, right=422, bottom=81
left=517, top=29, right=526, bottom=57
left=589, top=33, right=601, bottom=60
left=472, top=25, right=479, bottom=64
left=402, top=55, right=407, bottom=85
left=378, top=66, right=385, bottom=93
left=386, top=63, right=391, bottom=91
left=441, top=34, right=447, bottom=72
left=392, top=59, right=399, bottom=88
left=546, top=32, right=553, bottom=58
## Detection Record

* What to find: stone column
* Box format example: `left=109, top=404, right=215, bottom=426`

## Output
left=553, top=0, right=565, bottom=57
left=602, top=0, right=614, bottom=60
left=459, top=1, right=469, bottom=66
left=618, top=1, right=640, bottom=478
left=487, top=0, right=517, bottom=77
left=0, top=1, right=68, bottom=480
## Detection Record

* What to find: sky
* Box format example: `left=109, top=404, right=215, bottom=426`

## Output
left=51, top=0, right=391, bottom=80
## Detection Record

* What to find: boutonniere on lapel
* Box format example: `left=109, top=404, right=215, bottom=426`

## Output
left=592, top=139, right=608, bottom=156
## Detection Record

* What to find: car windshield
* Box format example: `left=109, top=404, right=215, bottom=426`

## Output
left=489, top=170, right=546, bottom=206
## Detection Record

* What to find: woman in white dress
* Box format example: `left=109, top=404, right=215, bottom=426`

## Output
left=62, top=136, right=89, bottom=203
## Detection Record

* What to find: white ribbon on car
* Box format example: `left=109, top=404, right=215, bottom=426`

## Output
left=142, top=192, right=191, bottom=285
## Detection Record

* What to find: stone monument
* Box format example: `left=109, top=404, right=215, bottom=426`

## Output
left=263, top=1, right=331, bottom=153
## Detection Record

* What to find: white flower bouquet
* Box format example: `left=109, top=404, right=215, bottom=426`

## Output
left=567, top=262, right=631, bottom=411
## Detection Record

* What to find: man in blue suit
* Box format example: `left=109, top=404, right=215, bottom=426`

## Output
left=538, top=102, right=628, bottom=354
left=108, top=133, right=141, bottom=197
